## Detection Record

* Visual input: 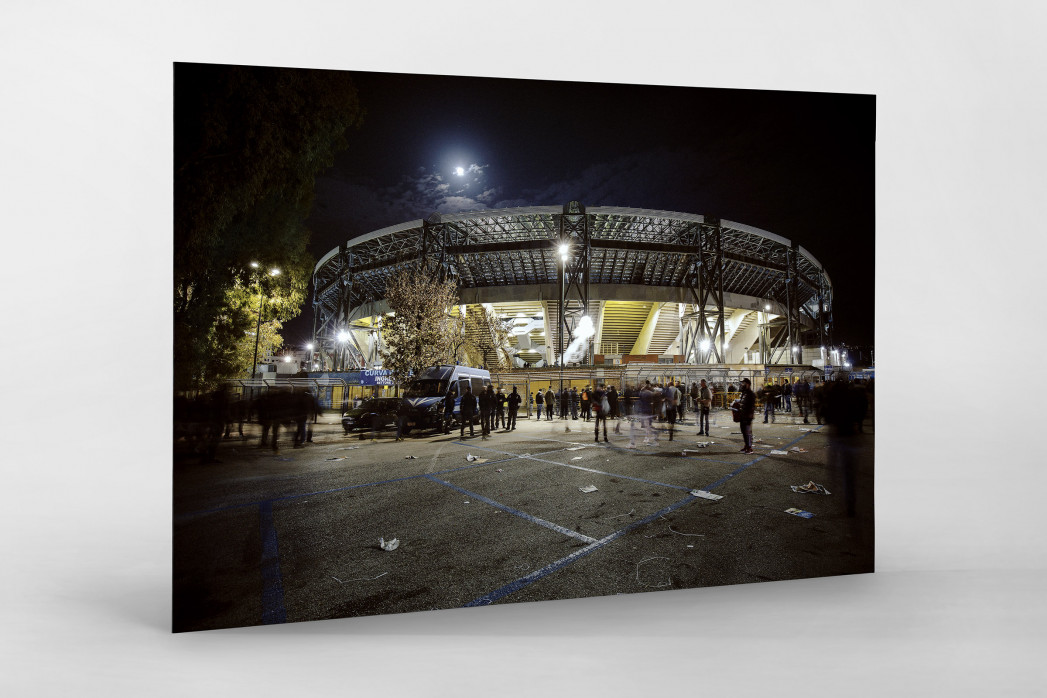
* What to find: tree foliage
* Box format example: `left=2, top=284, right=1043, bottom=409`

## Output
left=379, top=269, right=461, bottom=387
left=174, top=63, right=363, bottom=390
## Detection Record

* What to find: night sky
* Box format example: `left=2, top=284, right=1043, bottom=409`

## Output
left=286, top=70, right=875, bottom=350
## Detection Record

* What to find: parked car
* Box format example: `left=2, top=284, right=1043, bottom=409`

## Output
left=341, top=397, right=402, bottom=434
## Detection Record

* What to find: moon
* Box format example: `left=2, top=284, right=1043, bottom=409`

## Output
left=455, top=166, right=465, bottom=176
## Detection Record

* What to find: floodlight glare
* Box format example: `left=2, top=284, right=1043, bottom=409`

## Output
left=270, top=268, right=280, bottom=276
left=250, top=261, right=259, bottom=268
left=698, top=339, right=711, bottom=352
left=337, top=330, right=350, bottom=342
left=558, top=243, right=569, bottom=256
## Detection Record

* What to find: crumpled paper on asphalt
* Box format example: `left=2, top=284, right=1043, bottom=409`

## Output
left=791, top=481, right=831, bottom=495
left=378, top=537, right=400, bottom=551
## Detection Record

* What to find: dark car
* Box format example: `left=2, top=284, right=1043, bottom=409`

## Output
left=341, top=397, right=403, bottom=434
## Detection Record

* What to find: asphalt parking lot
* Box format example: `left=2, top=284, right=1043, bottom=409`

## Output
left=173, top=408, right=874, bottom=632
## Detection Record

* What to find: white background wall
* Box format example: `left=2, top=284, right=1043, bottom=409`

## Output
left=2, top=2, right=1044, bottom=696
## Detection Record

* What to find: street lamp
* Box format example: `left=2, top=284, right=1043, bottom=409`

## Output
left=336, top=329, right=350, bottom=371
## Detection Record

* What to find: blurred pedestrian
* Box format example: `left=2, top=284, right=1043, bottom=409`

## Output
left=535, top=388, right=544, bottom=420
left=459, top=386, right=476, bottom=438
left=569, top=387, right=579, bottom=419
left=443, top=388, right=456, bottom=434
left=395, top=398, right=410, bottom=441
left=545, top=387, right=554, bottom=420
left=507, top=386, right=521, bottom=430
left=580, top=386, right=591, bottom=421
left=664, top=381, right=679, bottom=441
left=592, top=384, right=609, bottom=442
left=738, top=378, right=756, bottom=453
left=782, top=379, right=793, bottom=412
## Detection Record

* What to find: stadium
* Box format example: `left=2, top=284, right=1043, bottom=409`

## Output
left=308, top=202, right=840, bottom=391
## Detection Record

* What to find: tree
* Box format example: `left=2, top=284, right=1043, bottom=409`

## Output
left=379, top=269, right=461, bottom=388
left=174, top=63, right=363, bottom=391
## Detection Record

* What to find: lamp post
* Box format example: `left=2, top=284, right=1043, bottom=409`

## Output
left=249, top=262, right=280, bottom=381
left=558, top=243, right=568, bottom=416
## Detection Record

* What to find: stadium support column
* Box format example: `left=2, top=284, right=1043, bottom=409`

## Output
left=682, top=217, right=727, bottom=364
left=786, top=242, right=802, bottom=364
left=419, top=212, right=458, bottom=283
left=557, top=201, right=591, bottom=365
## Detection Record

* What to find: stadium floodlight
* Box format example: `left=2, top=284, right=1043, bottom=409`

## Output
left=337, top=330, right=350, bottom=343
left=699, top=339, right=711, bottom=353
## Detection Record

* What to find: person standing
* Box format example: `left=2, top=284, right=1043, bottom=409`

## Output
left=738, top=378, right=756, bottom=453
left=535, top=388, right=544, bottom=421
left=443, top=389, right=456, bottom=434
left=782, top=379, right=793, bottom=413
left=580, top=386, right=591, bottom=421
left=690, top=382, right=700, bottom=412
left=495, top=388, right=507, bottom=429
left=608, top=384, right=621, bottom=434
left=697, top=378, right=712, bottom=436
left=676, top=381, right=686, bottom=423
left=459, top=386, right=476, bottom=438
left=760, top=381, right=778, bottom=423
left=569, top=386, right=579, bottom=419
left=592, top=383, right=609, bottom=442
left=545, top=387, right=555, bottom=420
left=506, top=386, right=521, bottom=430
left=478, top=385, right=494, bottom=439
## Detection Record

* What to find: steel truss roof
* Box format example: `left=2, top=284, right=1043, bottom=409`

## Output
left=313, top=205, right=832, bottom=327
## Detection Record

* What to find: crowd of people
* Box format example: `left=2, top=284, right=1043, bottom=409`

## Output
left=175, top=376, right=872, bottom=463
left=174, top=386, right=322, bottom=461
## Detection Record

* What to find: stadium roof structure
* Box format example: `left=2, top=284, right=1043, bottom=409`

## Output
left=311, top=202, right=833, bottom=370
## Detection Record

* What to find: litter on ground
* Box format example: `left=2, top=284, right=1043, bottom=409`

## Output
left=325, top=457, right=346, bottom=461
left=578, top=485, right=599, bottom=493
left=791, top=481, right=831, bottom=495
left=566, top=446, right=585, bottom=451
left=689, top=489, right=723, bottom=500
left=571, top=456, right=583, bottom=461
left=635, top=556, right=672, bottom=588
left=784, top=508, right=815, bottom=519
left=669, top=526, right=704, bottom=537
left=378, top=537, right=400, bottom=551
left=768, top=449, right=789, bottom=455
left=466, top=454, right=489, bottom=463
left=496, top=468, right=504, bottom=472
left=404, top=455, right=417, bottom=459
left=333, top=571, right=388, bottom=584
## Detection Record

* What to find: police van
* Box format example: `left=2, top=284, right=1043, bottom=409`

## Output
left=401, top=365, right=492, bottom=432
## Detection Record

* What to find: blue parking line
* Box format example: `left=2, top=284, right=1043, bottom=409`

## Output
left=258, top=501, right=286, bottom=624
left=176, top=456, right=519, bottom=521
left=464, top=492, right=698, bottom=607
left=424, top=475, right=597, bottom=544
